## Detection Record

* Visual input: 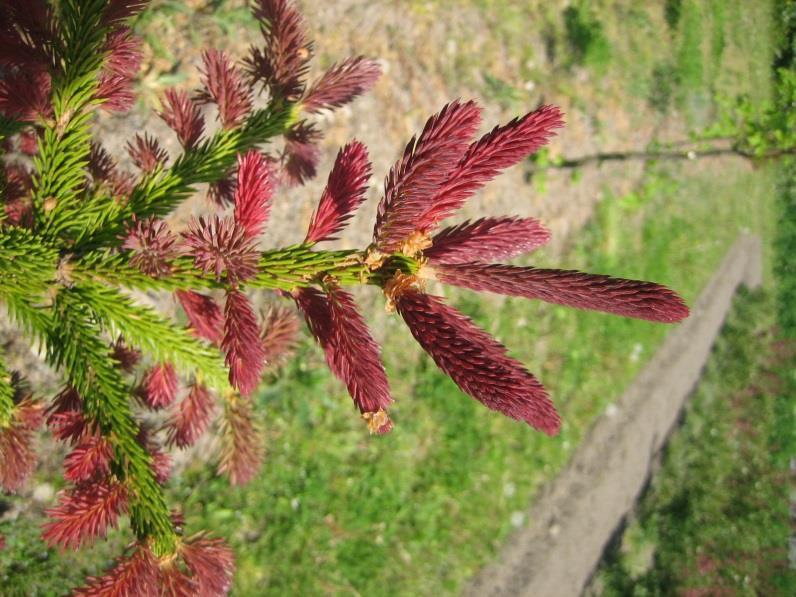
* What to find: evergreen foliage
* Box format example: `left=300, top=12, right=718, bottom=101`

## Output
left=0, top=1, right=689, bottom=593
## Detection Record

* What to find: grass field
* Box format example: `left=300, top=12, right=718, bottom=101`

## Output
left=0, top=1, right=787, bottom=595
left=591, top=166, right=796, bottom=595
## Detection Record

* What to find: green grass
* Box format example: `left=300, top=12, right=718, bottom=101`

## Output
left=775, top=160, right=796, bottom=339
left=563, top=2, right=612, bottom=74
left=593, top=287, right=796, bottom=596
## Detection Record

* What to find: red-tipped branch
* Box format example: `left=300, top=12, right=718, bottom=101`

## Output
left=422, top=105, right=564, bottom=230
left=261, top=305, right=300, bottom=369
left=179, top=534, right=236, bottom=596
left=425, top=217, right=551, bottom=264
left=196, top=49, right=253, bottom=128
left=140, top=363, right=178, bottom=410
left=165, top=383, right=215, bottom=449
left=42, top=480, right=129, bottom=550
left=294, top=286, right=392, bottom=418
left=306, top=140, right=372, bottom=243
left=176, top=290, right=224, bottom=345
left=436, top=263, right=690, bottom=323
left=122, top=217, right=179, bottom=278
left=234, top=150, right=273, bottom=239
left=217, top=394, right=263, bottom=486
left=182, top=216, right=259, bottom=284
left=393, top=285, right=560, bottom=435
left=96, top=26, right=143, bottom=113
left=63, top=435, right=114, bottom=483
left=372, top=100, right=482, bottom=252
left=71, top=544, right=159, bottom=597
left=159, top=89, right=205, bottom=150
left=282, top=121, right=322, bottom=186
left=302, top=56, right=382, bottom=113
left=0, top=398, right=44, bottom=492
left=248, top=0, right=313, bottom=100
left=127, top=133, right=168, bottom=173
left=222, top=290, right=266, bottom=396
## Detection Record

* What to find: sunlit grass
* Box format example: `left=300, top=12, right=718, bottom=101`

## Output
left=594, top=285, right=796, bottom=595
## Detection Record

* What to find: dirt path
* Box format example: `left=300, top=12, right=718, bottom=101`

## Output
left=464, top=233, right=763, bottom=597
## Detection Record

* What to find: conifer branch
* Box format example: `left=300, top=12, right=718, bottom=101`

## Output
left=0, top=1, right=691, bottom=591
left=0, top=227, right=59, bottom=294
left=33, top=0, right=114, bottom=237
left=71, top=282, right=231, bottom=392
left=47, top=291, right=176, bottom=554
left=71, top=105, right=294, bottom=250
left=72, top=245, right=374, bottom=292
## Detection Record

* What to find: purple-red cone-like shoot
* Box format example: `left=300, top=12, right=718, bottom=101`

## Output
left=435, top=263, right=690, bottom=323
left=141, top=363, right=179, bottom=410
left=176, top=290, right=225, bottom=345
left=233, top=150, right=273, bottom=239
left=282, top=121, right=322, bottom=186
left=71, top=544, right=160, bottom=597
left=425, top=217, right=551, bottom=265
left=421, top=105, right=565, bottom=231
left=306, top=140, right=372, bottom=243
left=122, top=217, right=179, bottom=277
left=127, top=133, right=168, bottom=173
left=95, top=26, right=143, bottom=112
left=218, top=394, right=263, bottom=486
left=159, top=88, right=205, bottom=149
left=196, top=49, right=253, bottom=129
left=183, top=216, right=259, bottom=283
left=261, top=305, right=301, bottom=369
left=179, top=534, right=236, bottom=596
left=302, top=57, right=382, bottom=114
left=0, top=397, right=44, bottom=492
left=0, top=70, right=52, bottom=122
left=42, top=480, right=129, bottom=550
left=63, top=435, right=114, bottom=483
left=222, top=290, right=266, bottom=397
left=166, top=383, right=215, bottom=449
left=373, top=100, right=482, bottom=252
left=298, top=284, right=392, bottom=416
left=248, top=0, right=313, bottom=101
left=391, top=279, right=561, bottom=435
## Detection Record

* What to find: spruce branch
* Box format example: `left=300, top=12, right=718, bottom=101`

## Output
left=0, top=226, right=59, bottom=294
left=33, top=0, right=115, bottom=237
left=71, top=282, right=231, bottom=392
left=72, top=245, right=374, bottom=292
left=72, top=105, right=294, bottom=250
left=47, top=291, right=177, bottom=554
left=0, top=1, right=694, bottom=592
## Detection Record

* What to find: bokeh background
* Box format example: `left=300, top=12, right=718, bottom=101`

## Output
left=2, top=1, right=794, bottom=595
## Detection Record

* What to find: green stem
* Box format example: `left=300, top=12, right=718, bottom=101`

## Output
left=73, top=245, right=373, bottom=291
